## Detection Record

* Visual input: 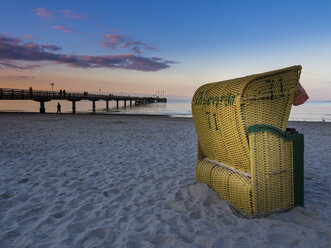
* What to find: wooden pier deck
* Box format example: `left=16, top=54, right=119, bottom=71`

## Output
left=0, top=88, right=167, bottom=113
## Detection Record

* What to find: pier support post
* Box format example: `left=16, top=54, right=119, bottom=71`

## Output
left=72, top=100, right=76, bottom=114
left=124, top=100, right=127, bottom=108
left=92, top=100, right=96, bottom=113
left=130, top=100, right=132, bottom=107
left=106, top=100, right=109, bottom=112
left=40, top=101, right=45, bottom=113
left=116, top=100, right=119, bottom=109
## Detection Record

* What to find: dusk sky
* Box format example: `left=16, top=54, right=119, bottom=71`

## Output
left=1, top=0, right=331, bottom=100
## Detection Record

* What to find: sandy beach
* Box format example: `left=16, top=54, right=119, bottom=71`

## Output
left=0, top=113, right=330, bottom=248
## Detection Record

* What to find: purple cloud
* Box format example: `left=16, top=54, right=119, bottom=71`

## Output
left=42, top=44, right=62, bottom=51
left=0, top=34, right=176, bottom=72
left=0, top=61, right=41, bottom=70
left=34, top=7, right=53, bottom=19
left=62, top=9, right=86, bottom=19
left=53, top=25, right=73, bottom=34
left=0, top=35, right=20, bottom=45
left=101, top=34, right=159, bottom=54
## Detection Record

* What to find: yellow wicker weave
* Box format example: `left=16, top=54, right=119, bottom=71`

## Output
left=192, top=65, right=304, bottom=217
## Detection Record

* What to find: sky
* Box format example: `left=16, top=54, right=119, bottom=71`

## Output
left=0, top=0, right=331, bottom=100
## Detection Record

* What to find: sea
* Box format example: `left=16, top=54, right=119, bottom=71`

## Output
left=0, top=99, right=330, bottom=122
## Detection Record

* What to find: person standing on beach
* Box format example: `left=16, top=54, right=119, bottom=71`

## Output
left=56, top=102, right=61, bottom=114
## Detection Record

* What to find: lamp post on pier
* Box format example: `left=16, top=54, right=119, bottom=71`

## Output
left=51, top=82, right=54, bottom=92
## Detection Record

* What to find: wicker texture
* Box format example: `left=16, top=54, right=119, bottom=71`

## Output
left=249, top=132, right=294, bottom=216
left=196, top=159, right=253, bottom=215
left=192, top=65, right=302, bottom=217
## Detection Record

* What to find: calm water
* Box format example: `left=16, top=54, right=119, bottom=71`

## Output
left=0, top=99, right=330, bottom=122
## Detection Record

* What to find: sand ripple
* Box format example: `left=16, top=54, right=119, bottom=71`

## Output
left=0, top=114, right=330, bottom=247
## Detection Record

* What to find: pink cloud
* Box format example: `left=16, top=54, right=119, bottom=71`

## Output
left=53, top=25, right=73, bottom=34
left=24, top=43, right=39, bottom=49
left=62, top=9, right=86, bottom=19
left=34, top=7, right=53, bottom=19
left=23, top=34, right=33, bottom=40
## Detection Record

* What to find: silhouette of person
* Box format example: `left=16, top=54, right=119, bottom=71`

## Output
left=59, top=89, right=62, bottom=98
left=56, top=102, right=61, bottom=114
left=29, top=86, right=32, bottom=98
left=63, top=90, right=66, bottom=97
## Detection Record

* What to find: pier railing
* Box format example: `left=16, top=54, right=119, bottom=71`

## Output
left=0, top=88, right=167, bottom=113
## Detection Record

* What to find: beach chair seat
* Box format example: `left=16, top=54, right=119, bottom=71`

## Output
left=192, top=65, right=304, bottom=217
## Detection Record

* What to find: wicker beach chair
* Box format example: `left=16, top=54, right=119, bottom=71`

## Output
left=192, top=65, right=304, bottom=217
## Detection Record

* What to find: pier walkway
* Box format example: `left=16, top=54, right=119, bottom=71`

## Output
left=0, top=88, right=167, bottom=113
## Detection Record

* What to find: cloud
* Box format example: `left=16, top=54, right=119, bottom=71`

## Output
left=62, top=9, right=86, bottom=19
left=163, top=60, right=178, bottom=64
left=42, top=44, right=62, bottom=51
left=101, top=34, right=159, bottom=54
left=34, top=7, right=53, bottom=19
left=0, top=35, right=21, bottom=45
left=53, top=25, right=73, bottom=34
left=17, top=75, right=34, bottom=79
left=0, top=34, right=176, bottom=72
left=0, top=61, right=41, bottom=70
left=23, top=43, right=39, bottom=49
left=23, top=34, right=33, bottom=40
left=101, top=34, right=126, bottom=49
left=34, top=7, right=86, bottom=21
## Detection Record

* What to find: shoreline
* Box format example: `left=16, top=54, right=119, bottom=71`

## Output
left=0, top=111, right=330, bottom=123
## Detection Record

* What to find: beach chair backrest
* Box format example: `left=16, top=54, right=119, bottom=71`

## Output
left=192, top=65, right=302, bottom=173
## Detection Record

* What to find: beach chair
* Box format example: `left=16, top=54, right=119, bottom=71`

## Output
left=192, top=65, right=304, bottom=217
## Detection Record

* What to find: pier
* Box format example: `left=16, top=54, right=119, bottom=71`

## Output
left=0, top=88, right=167, bottom=113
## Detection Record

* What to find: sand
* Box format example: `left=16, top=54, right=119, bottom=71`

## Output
left=0, top=113, right=330, bottom=248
